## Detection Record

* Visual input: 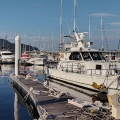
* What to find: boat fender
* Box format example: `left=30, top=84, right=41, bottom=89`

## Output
left=91, top=82, right=106, bottom=90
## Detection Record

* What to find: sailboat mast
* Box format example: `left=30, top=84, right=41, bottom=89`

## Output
left=29, top=32, right=31, bottom=53
left=39, top=28, right=41, bottom=53
left=51, top=32, right=53, bottom=53
left=60, top=0, right=63, bottom=51
left=89, top=14, right=91, bottom=42
left=42, top=34, right=45, bottom=51
left=73, top=0, right=76, bottom=32
left=101, top=13, right=104, bottom=51
left=24, top=32, right=26, bottom=53
left=4, top=30, right=7, bottom=49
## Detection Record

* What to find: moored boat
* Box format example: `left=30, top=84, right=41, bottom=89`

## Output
left=47, top=30, right=120, bottom=96
left=0, top=49, right=15, bottom=63
left=27, top=52, right=47, bottom=66
left=46, top=0, right=120, bottom=95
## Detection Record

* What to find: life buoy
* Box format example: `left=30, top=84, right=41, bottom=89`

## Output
left=60, top=53, right=64, bottom=58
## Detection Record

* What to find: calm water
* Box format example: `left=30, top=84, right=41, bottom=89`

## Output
left=0, top=65, right=45, bottom=120
left=0, top=64, right=93, bottom=120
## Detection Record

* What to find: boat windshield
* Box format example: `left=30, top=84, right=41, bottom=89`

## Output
left=69, top=52, right=82, bottom=60
left=81, top=52, right=92, bottom=61
left=2, top=53, right=13, bottom=55
left=89, top=52, right=102, bottom=60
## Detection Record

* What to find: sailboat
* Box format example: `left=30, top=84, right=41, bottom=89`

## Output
left=21, top=32, right=30, bottom=61
left=46, top=0, right=120, bottom=95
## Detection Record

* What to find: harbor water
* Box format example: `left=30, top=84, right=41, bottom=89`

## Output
left=0, top=64, right=45, bottom=120
left=1, top=64, right=113, bottom=120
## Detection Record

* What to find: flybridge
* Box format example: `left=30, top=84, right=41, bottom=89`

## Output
left=63, top=32, right=94, bottom=52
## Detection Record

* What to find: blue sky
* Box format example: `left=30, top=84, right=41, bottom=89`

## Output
left=0, top=0, right=120, bottom=51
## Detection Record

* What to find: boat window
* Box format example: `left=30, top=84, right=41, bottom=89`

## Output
left=90, top=52, right=102, bottom=60
left=69, top=52, right=82, bottom=60
left=2, top=53, right=13, bottom=55
left=39, top=55, right=46, bottom=58
left=81, top=52, right=92, bottom=61
left=96, top=65, right=102, bottom=69
left=99, top=52, right=106, bottom=60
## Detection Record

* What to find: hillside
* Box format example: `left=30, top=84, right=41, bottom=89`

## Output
left=0, top=39, right=39, bottom=52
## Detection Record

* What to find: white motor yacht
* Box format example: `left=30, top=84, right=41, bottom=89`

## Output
left=46, top=0, right=120, bottom=95
left=46, top=30, right=120, bottom=95
left=27, top=52, right=47, bottom=66
left=0, top=50, right=15, bottom=63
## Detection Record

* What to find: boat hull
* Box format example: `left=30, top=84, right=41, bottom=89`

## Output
left=48, top=68, right=120, bottom=94
left=48, top=73, right=108, bottom=103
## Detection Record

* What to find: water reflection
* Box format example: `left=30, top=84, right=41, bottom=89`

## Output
left=0, top=64, right=41, bottom=120
left=12, top=65, right=45, bottom=119
left=29, top=65, right=44, bottom=75
left=48, top=79, right=93, bottom=102
left=0, top=64, right=14, bottom=76
left=1, top=64, right=93, bottom=119
left=14, top=93, right=19, bottom=120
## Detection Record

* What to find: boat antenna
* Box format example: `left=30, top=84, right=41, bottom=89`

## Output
left=60, top=0, right=63, bottom=51
left=73, top=0, right=76, bottom=32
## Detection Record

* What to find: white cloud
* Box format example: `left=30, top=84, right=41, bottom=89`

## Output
left=91, top=13, right=115, bottom=17
left=107, top=22, right=120, bottom=26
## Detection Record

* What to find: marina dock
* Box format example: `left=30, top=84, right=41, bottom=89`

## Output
left=10, top=74, right=115, bottom=120
left=11, top=74, right=80, bottom=120
left=9, top=35, right=117, bottom=120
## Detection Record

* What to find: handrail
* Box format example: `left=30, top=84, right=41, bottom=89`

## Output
left=60, top=61, right=116, bottom=75
left=86, top=69, right=116, bottom=75
left=60, top=61, right=84, bottom=73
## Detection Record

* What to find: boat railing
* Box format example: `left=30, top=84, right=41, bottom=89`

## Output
left=60, top=61, right=86, bottom=73
left=86, top=69, right=116, bottom=76
left=60, top=61, right=117, bottom=75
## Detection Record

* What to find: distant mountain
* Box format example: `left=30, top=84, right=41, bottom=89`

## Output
left=0, top=39, right=39, bottom=52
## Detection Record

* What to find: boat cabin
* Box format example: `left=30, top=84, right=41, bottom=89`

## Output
left=60, top=50, right=105, bottom=62
left=0, top=50, right=15, bottom=62
left=58, top=49, right=116, bottom=76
